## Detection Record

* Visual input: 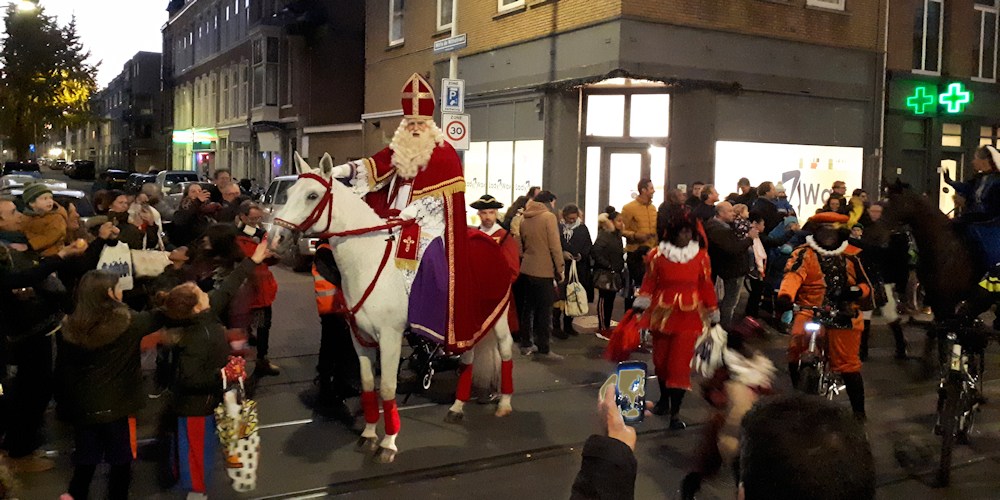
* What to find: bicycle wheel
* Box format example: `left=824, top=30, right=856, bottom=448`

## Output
left=936, top=372, right=962, bottom=487
left=797, top=362, right=821, bottom=396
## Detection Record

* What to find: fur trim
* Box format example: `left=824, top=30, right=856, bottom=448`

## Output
left=658, top=240, right=700, bottom=264
left=805, top=235, right=848, bottom=256
left=62, top=306, right=132, bottom=349
left=724, top=350, right=776, bottom=389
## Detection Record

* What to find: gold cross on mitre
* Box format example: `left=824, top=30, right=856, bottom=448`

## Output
left=401, top=73, right=435, bottom=119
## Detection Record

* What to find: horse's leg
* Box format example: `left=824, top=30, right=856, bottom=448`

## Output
left=354, top=341, right=380, bottom=454
left=374, top=330, right=403, bottom=464
left=446, top=350, right=476, bottom=423
left=495, top=309, right=515, bottom=417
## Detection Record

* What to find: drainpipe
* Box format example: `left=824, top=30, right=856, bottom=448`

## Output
left=875, top=0, right=889, bottom=195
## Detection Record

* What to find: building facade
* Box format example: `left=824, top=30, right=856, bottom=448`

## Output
left=884, top=0, right=1000, bottom=215
left=163, top=0, right=365, bottom=185
left=365, top=0, right=886, bottom=228
left=67, top=51, right=166, bottom=172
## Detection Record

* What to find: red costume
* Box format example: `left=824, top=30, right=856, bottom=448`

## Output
left=638, top=242, right=718, bottom=389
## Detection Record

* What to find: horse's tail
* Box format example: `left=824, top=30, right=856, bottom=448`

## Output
left=471, top=329, right=501, bottom=392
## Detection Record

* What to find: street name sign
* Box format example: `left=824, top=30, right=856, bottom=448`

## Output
left=441, top=78, right=465, bottom=114
left=433, top=34, right=468, bottom=54
left=442, top=113, right=470, bottom=151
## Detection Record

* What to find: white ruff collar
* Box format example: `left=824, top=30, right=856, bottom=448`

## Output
left=805, top=235, right=848, bottom=256
left=659, top=241, right=700, bottom=263
left=480, top=224, right=501, bottom=236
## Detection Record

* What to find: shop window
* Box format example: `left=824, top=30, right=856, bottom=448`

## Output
left=979, top=125, right=1000, bottom=147
left=629, top=94, right=670, bottom=138
left=942, top=123, right=962, bottom=147
left=389, top=0, right=404, bottom=46
left=914, top=0, right=944, bottom=74
left=437, top=0, right=453, bottom=31
left=464, top=140, right=544, bottom=224
left=976, top=1, right=998, bottom=81
left=586, top=95, right=625, bottom=137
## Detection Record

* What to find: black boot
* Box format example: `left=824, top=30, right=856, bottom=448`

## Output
left=680, top=472, right=702, bottom=500
left=668, top=388, right=687, bottom=429
left=842, top=372, right=866, bottom=421
left=860, top=320, right=870, bottom=361
left=563, top=316, right=579, bottom=336
left=552, top=311, right=568, bottom=339
left=889, top=320, right=908, bottom=359
left=788, top=362, right=800, bottom=388
left=651, top=381, right=670, bottom=416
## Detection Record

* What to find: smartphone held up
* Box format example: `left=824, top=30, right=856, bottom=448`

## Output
left=615, top=361, right=647, bottom=425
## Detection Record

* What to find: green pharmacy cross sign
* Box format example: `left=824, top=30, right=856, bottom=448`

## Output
left=905, top=83, right=973, bottom=115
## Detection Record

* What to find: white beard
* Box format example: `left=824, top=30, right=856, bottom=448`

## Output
left=389, top=121, right=446, bottom=180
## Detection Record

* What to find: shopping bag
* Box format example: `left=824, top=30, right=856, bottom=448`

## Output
left=131, top=233, right=171, bottom=278
left=215, top=356, right=260, bottom=492
left=97, top=241, right=134, bottom=291
left=604, top=310, right=642, bottom=362
left=564, top=260, right=589, bottom=317
left=691, top=323, right=727, bottom=378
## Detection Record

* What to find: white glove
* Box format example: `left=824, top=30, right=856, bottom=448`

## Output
left=709, top=309, right=721, bottom=325
left=632, top=295, right=651, bottom=311
left=330, top=163, right=352, bottom=179
left=399, top=203, right=420, bottom=221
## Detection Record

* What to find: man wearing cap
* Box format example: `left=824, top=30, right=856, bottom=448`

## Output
left=327, top=74, right=510, bottom=352
left=775, top=211, right=873, bottom=420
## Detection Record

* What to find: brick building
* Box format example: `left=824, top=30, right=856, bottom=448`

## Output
left=162, top=0, right=364, bottom=184
left=364, top=0, right=886, bottom=228
left=884, top=0, right=1000, bottom=215
left=68, top=51, right=166, bottom=173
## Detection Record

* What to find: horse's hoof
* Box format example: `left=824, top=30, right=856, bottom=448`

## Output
left=373, top=447, right=397, bottom=464
left=355, top=436, right=379, bottom=454
left=495, top=405, right=513, bottom=417
left=444, top=410, right=464, bottom=424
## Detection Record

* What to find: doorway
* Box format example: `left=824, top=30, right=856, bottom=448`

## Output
left=584, top=145, right=666, bottom=235
left=939, top=152, right=964, bottom=217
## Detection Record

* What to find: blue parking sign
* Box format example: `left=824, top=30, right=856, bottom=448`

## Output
left=440, top=78, right=464, bottom=114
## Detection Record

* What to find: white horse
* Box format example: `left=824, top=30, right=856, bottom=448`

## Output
left=268, top=153, right=515, bottom=464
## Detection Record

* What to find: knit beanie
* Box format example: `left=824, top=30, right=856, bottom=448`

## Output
left=22, top=183, right=52, bottom=206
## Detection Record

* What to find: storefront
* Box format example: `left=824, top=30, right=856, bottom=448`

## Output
left=884, top=76, right=1000, bottom=214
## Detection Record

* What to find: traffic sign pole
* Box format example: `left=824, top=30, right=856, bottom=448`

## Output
left=449, top=0, right=458, bottom=80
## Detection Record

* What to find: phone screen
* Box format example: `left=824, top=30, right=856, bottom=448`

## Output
left=615, top=361, right=647, bottom=425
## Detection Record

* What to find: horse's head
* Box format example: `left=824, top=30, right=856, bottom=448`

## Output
left=268, top=152, right=340, bottom=254
left=881, top=178, right=929, bottom=230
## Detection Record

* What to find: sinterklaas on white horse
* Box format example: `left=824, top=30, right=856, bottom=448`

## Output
left=268, top=153, right=515, bottom=464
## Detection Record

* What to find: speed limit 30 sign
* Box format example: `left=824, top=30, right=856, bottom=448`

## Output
left=442, top=113, right=470, bottom=151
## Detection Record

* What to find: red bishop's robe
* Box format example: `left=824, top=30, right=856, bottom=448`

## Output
left=357, top=142, right=511, bottom=352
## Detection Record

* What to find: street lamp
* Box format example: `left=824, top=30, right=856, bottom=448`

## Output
left=14, top=1, right=37, bottom=13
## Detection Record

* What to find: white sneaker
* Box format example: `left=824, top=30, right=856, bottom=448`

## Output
left=534, top=351, right=564, bottom=362
left=520, top=345, right=538, bottom=356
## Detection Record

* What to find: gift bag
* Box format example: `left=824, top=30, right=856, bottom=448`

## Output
left=215, top=356, right=260, bottom=492
left=131, top=233, right=171, bottom=278
left=604, top=310, right=642, bottom=362
left=692, top=323, right=727, bottom=378
left=97, top=242, right=134, bottom=291
left=565, top=260, right=589, bottom=317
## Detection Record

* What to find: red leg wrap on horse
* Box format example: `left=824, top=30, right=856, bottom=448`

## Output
left=383, top=399, right=400, bottom=435
left=501, top=360, right=514, bottom=395
left=456, top=363, right=474, bottom=402
left=361, top=391, right=380, bottom=424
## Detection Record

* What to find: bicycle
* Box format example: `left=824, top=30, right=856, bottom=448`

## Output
left=794, top=305, right=850, bottom=400
left=933, top=318, right=988, bottom=487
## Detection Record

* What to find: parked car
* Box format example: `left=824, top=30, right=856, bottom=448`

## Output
left=0, top=176, right=67, bottom=191
left=260, top=175, right=318, bottom=271
left=156, top=170, right=201, bottom=196
left=2, top=161, right=41, bottom=177
left=8, top=187, right=95, bottom=226
left=65, top=160, right=96, bottom=180
left=92, top=169, right=131, bottom=193
left=125, top=173, right=157, bottom=194
left=52, top=159, right=67, bottom=170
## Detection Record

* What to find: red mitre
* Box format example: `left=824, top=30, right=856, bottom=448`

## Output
left=401, top=73, right=435, bottom=120
left=808, top=212, right=849, bottom=225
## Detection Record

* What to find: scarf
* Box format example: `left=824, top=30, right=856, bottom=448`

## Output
left=658, top=240, right=700, bottom=264
left=562, top=220, right=581, bottom=241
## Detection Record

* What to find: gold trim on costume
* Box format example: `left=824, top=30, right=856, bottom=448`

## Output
left=362, top=157, right=392, bottom=188
left=411, top=178, right=465, bottom=200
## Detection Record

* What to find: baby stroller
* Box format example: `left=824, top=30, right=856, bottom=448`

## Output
left=401, top=329, right=461, bottom=394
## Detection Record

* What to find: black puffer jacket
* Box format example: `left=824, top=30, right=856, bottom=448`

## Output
left=592, top=230, right=625, bottom=274
left=166, top=259, right=252, bottom=416
left=56, top=306, right=165, bottom=425
left=0, top=250, right=69, bottom=344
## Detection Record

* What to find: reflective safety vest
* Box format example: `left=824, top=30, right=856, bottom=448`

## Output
left=312, top=243, right=348, bottom=315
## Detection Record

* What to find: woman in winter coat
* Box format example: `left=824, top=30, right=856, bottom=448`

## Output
left=591, top=207, right=625, bottom=337
left=554, top=204, right=593, bottom=338
left=57, top=270, right=166, bottom=499
left=154, top=237, right=272, bottom=496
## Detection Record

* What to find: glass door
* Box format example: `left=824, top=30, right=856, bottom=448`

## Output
left=939, top=153, right=964, bottom=217
left=602, top=148, right=651, bottom=214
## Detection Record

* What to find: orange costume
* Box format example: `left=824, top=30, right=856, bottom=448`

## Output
left=638, top=241, right=718, bottom=389
left=780, top=235, right=872, bottom=374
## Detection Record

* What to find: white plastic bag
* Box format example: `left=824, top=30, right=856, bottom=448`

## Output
left=691, top=323, right=727, bottom=378
left=97, top=242, right=134, bottom=291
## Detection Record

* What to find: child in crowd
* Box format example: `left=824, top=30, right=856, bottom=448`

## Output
left=154, top=237, right=272, bottom=497
left=731, top=204, right=751, bottom=238
left=57, top=270, right=167, bottom=500
left=21, top=183, right=68, bottom=257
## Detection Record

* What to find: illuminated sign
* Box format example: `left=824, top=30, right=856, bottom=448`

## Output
left=172, top=129, right=217, bottom=144
left=905, top=83, right=974, bottom=115
left=939, top=83, right=972, bottom=114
